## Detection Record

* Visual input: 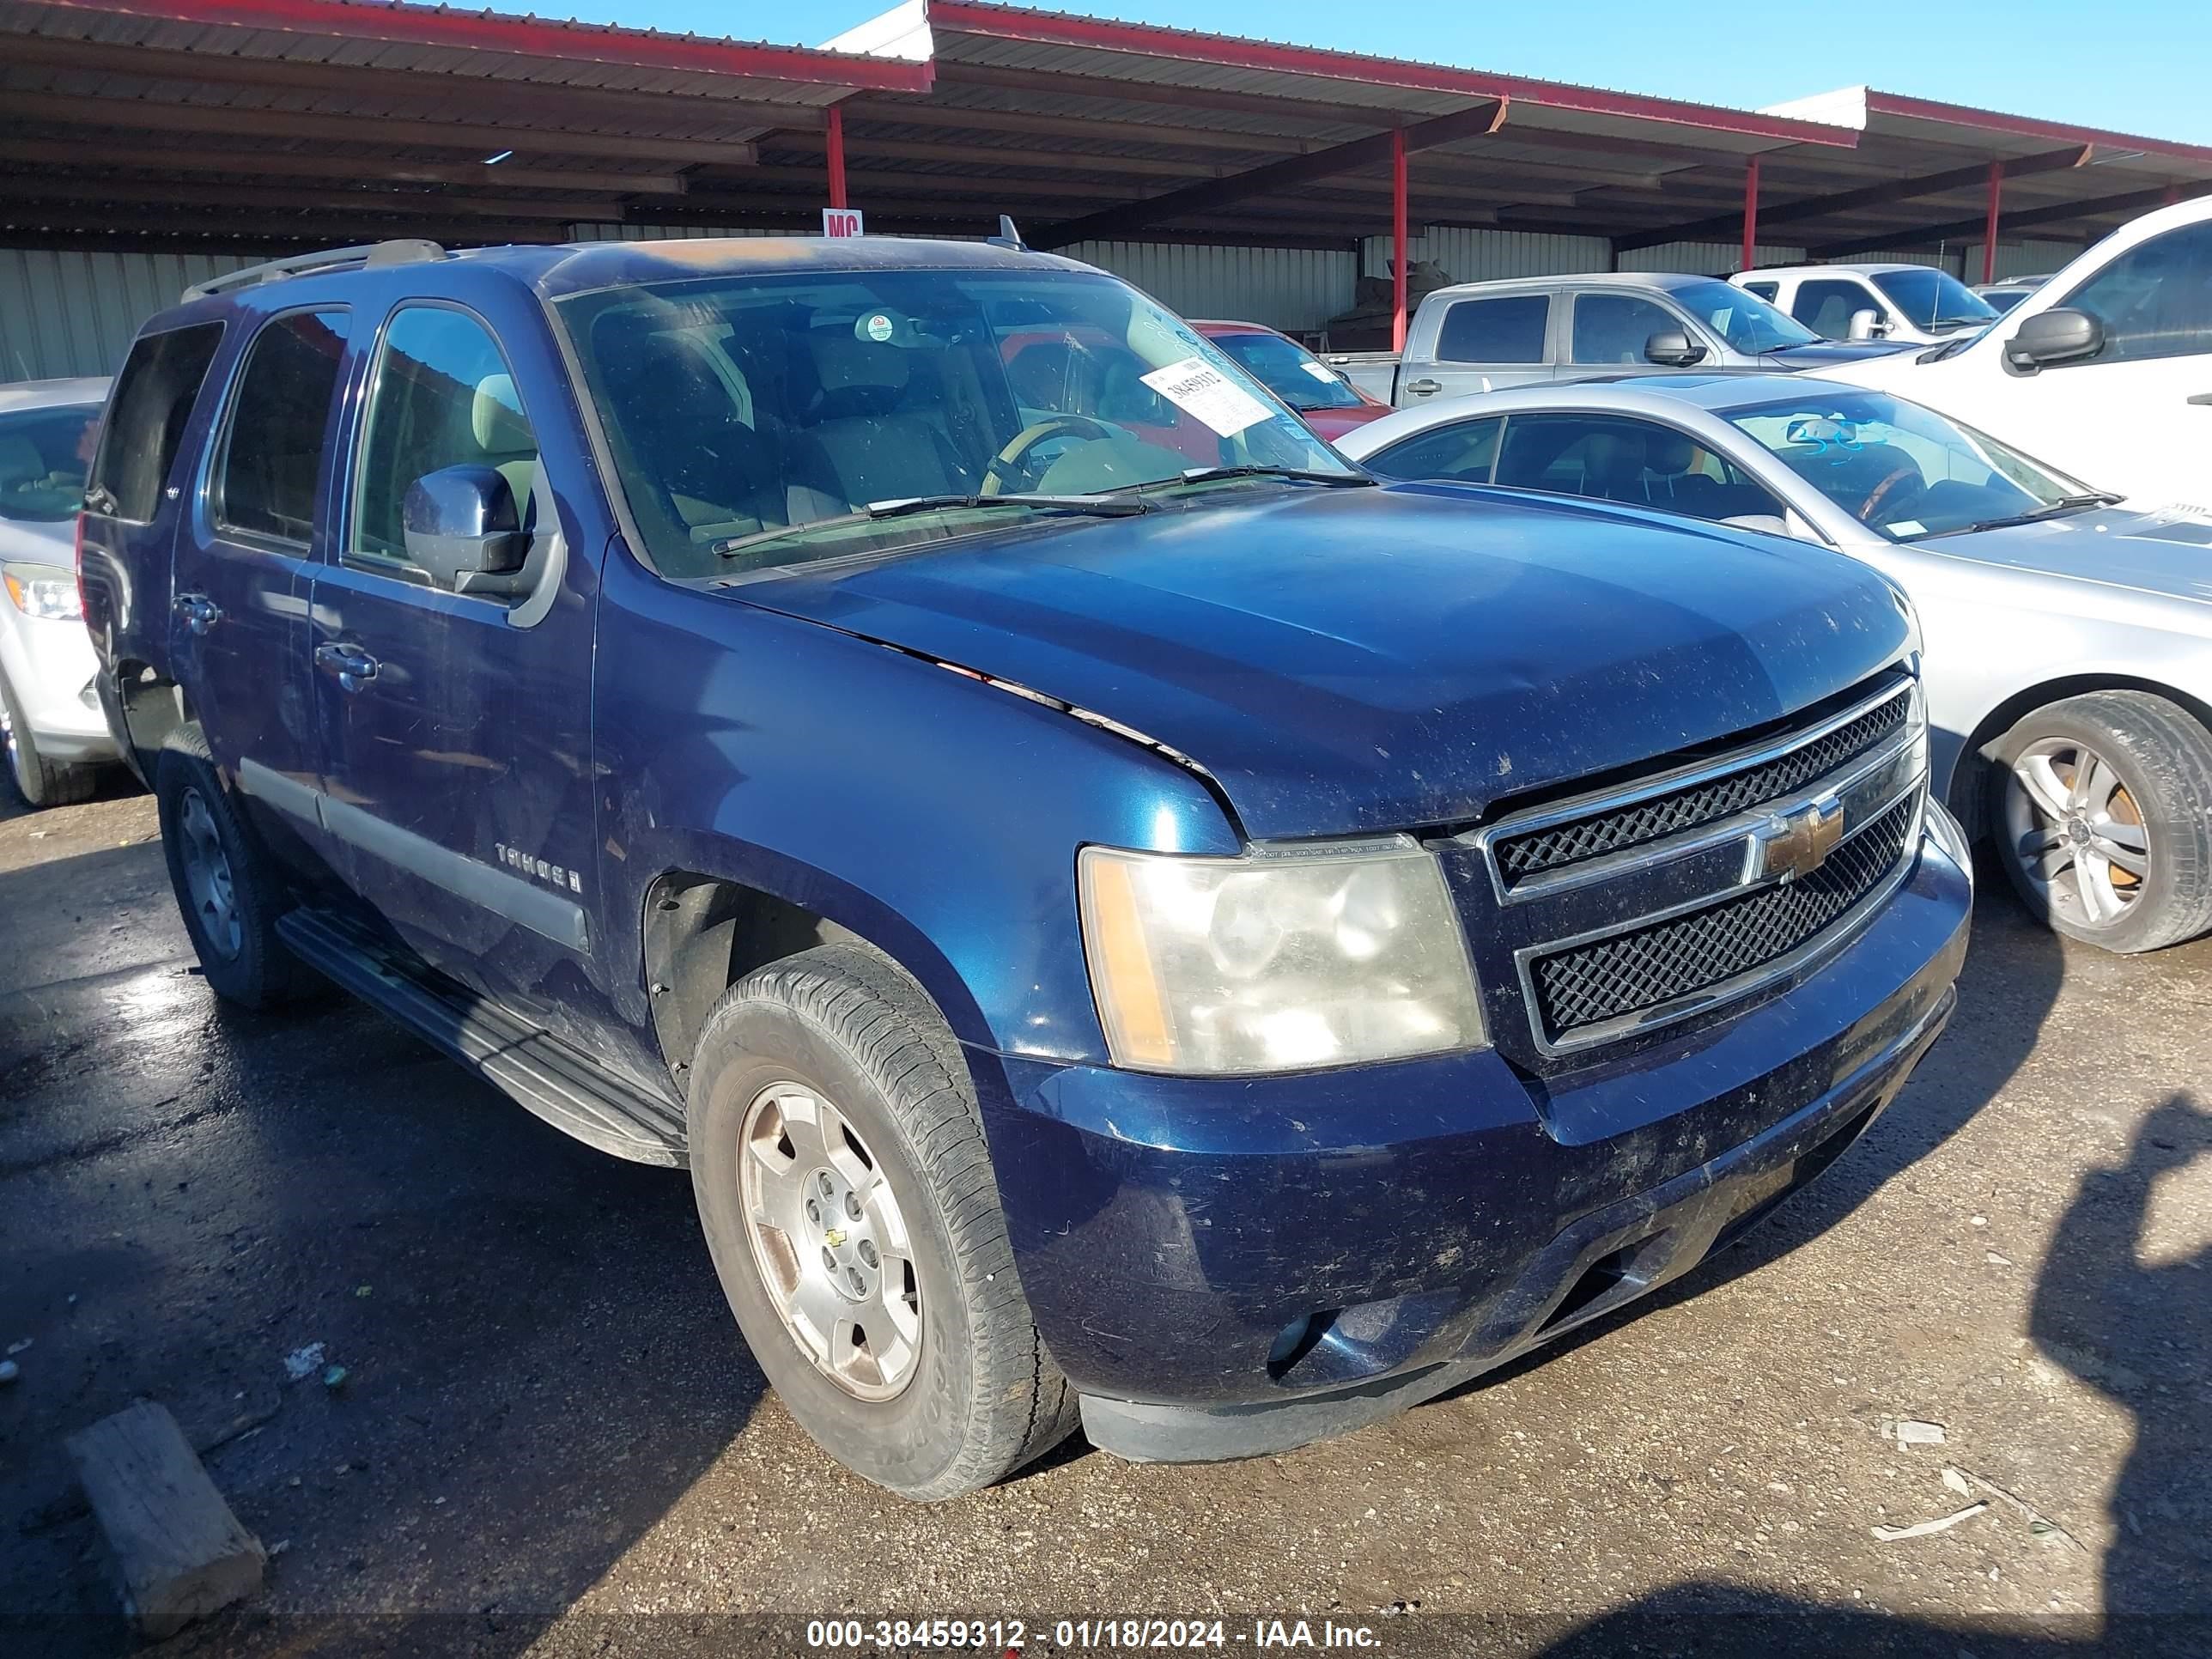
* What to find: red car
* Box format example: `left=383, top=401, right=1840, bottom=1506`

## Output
left=1191, top=319, right=1391, bottom=442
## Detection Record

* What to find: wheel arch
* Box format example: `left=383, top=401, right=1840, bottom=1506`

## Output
left=1948, top=672, right=2212, bottom=837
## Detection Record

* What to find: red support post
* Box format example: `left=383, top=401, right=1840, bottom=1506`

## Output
left=1740, top=155, right=1759, bottom=271
left=1391, top=126, right=1408, bottom=354
left=826, top=104, right=848, bottom=210
left=1982, top=161, right=2002, bottom=283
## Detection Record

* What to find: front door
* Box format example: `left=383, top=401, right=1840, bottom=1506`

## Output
left=1564, top=290, right=1703, bottom=382
left=170, top=306, right=353, bottom=875
left=308, top=297, right=602, bottom=1031
left=1966, top=218, right=2212, bottom=506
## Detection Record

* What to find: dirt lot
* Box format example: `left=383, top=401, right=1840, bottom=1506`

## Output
left=2, top=782, right=2208, bottom=1658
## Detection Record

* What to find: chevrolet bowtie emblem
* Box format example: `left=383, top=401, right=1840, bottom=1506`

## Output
left=824, top=1228, right=847, bottom=1249
left=1753, top=793, right=1845, bottom=883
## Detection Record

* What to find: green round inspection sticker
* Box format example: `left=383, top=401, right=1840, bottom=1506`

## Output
left=866, top=313, right=894, bottom=342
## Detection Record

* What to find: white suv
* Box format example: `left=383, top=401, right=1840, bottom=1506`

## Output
left=1, top=376, right=118, bottom=807
left=1732, top=263, right=2000, bottom=347
left=1810, top=197, right=2212, bottom=510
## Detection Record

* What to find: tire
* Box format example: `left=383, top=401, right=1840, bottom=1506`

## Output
left=1990, top=690, right=2212, bottom=954
left=155, top=726, right=319, bottom=1008
left=686, top=943, right=1078, bottom=1500
left=0, top=668, right=98, bottom=809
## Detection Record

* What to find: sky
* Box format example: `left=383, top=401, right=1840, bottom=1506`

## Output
left=553, top=0, right=2212, bottom=148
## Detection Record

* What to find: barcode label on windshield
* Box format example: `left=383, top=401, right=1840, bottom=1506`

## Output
left=1141, top=356, right=1273, bottom=437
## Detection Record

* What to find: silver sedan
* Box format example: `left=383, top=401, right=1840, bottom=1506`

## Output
left=1338, top=374, right=2212, bottom=954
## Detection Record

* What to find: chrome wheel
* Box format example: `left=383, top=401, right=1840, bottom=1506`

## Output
left=2004, top=738, right=2149, bottom=931
left=738, top=1082, right=922, bottom=1401
left=177, top=787, right=243, bottom=960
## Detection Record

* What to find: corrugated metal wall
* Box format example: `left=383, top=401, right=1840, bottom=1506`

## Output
left=1960, top=238, right=2089, bottom=282
left=0, top=246, right=261, bottom=382
left=1615, top=241, right=1809, bottom=276
left=1056, top=240, right=1356, bottom=333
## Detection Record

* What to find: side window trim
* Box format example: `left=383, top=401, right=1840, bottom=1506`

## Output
left=342, top=297, right=535, bottom=595
left=201, top=304, right=352, bottom=556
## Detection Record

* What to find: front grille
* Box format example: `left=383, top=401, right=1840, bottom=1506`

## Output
left=1494, top=684, right=1911, bottom=883
left=1529, top=795, right=1916, bottom=1044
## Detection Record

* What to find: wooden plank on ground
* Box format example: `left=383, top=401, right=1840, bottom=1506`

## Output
left=65, top=1400, right=266, bottom=1638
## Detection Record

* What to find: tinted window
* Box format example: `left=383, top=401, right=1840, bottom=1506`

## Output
left=2057, top=221, right=2212, bottom=363
left=1741, top=281, right=1780, bottom=302
left=1494, top=413, right=1784, bottom=523
left=1433, top=295, right=1549, bottom=364
left=1791, top=279, right=1880, bottom=341
left=1671, top=278, right=1818, bottom=352
left=0, top=403, right=103, bottom=524
left=86, top=321, right=223, bottom=523
left=1571, top=293, right=1685, bottom=365
left=351, top=307, right=537, bottom=580
left=1365, top=416, right=1502, bottom=483
left=214, top=309, right=350, bottom=545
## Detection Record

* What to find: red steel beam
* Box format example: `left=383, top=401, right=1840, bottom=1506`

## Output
left=826, top=106, right=848, bottom=210
left=1392, top=127, right=1409, bottom=353
left=1982, top=161, right=2002, bottom=283
left=1740, top=155, right=1759, bottom=271
left=31, top=0, right=931, bottom=90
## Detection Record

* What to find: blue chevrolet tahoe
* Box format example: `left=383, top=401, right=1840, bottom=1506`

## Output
left=77, top=236, right=1972, bottom=1499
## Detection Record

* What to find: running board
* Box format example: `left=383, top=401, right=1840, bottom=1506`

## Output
left=276, top=908, right=688, bottom=1167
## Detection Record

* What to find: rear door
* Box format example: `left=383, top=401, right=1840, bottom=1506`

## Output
left=309, top=294, right=602, bottom=1020
left=1402, top=291, right=1554, bottom=403
left=171, top=306, right=353, bottom=872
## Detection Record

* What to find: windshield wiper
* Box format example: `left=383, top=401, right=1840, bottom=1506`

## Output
left=714, top=492, right=1146, bottom=558
left=1919, top=493, right=2123, bottom=538
left=1136, top=465, right=1376, bottom=492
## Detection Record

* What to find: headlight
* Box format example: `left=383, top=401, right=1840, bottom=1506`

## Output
left=1078, top=837, right=1486, bottom=1075
left=3, top=562, right=81, bottom=623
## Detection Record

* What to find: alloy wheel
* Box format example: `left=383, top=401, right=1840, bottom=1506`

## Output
left=738, top=1081, right=923, bottom=1401
left=2003, top=738, right=2149, bottom=931
left=178, top=787, right=244, bottom=959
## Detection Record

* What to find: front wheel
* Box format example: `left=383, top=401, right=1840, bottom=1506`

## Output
left=686, top=944, right=1078, bottom=1500
left=0, top=668, right=98, bottom=809
left=1991, top=690, right=2212, bottom=953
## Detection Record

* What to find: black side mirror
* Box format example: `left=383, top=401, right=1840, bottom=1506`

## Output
left=1644, top=330, right=1707, bottom=367
left=403, top=465, right=529, bottom=594
left=2005, top=307, right=2103, bottom=372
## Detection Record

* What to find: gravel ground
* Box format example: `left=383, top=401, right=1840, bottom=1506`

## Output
left=2, top=782, right=2207, bottom=1659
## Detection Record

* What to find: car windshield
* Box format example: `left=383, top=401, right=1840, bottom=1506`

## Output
left=0, top=402, right=102, bottom=523
left=1203, top=329, right=1366, bottom=410
left=1671, top=279, right=1821, bottom=353
left=555, top=267, right=1356, bottom=578
left=1870, top=268, right=1998, bottom=332
left=1725, top=386, right=2094, bottom=540
left=1979, top=288, right=2032, bottom=315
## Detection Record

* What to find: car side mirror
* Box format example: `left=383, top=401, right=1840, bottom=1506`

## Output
left=403, top=465, right=529, bottom=595
left=1846, top=309, right=1886, bottom=342
left=1643, top=330, right=1706, bottom=367
left=2004, top=307, right=2103, bottom=372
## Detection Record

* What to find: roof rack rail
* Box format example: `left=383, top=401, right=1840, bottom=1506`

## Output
left=181, top=239, right=447, bottom=302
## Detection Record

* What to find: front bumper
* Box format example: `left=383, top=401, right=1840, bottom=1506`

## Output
left=1, top=609, right=117, bottom=762
left=971, top=811, right=1972, bottom=1462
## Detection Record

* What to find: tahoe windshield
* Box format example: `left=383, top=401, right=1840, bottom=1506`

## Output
left=1204, top=329, right=1366, bottom=410
left=0, top=403, right=102, bottom=523
left=556, top=268, right=1358, bottom=577
left=1671, top=279, right=1821, bottom=354
left=1869, top=268, right=1998, bottom=332
left=1726, top=387, right=2103, bottom=540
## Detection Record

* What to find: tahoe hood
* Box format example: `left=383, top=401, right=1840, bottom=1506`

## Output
left=727, top=484, right=1913, bottom=840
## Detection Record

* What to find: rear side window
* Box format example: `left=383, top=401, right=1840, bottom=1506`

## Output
left=1434, top=295, right=1549, bottom=364
left=86, top=321, right=224, bottom=522
left=2057, top=221, right=2212, bottom=363
left=350, top=305, right=537, bottom=581
left=1741, top=281, right=1780, bottom=302
left=1365, top=416, right=1503, bottom=483
left=214, top=308, right=351, bottom=546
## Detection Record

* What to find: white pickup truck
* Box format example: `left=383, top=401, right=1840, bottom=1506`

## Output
left=1810, top=195, right=2212, bottom=510
left=1326, top=270, right=1904, bottom=407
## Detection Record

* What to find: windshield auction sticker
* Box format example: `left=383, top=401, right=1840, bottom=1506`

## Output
left=1141, top=356, right=1273, bottom=437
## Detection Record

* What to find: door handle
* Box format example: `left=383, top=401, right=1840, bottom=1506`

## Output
left=2189, top=393, right=2212, bottom=405
left=173, top=592, right=222, bottom=635
left=314, top=641, right=380, bottom=692
left=1405, top=378, right=1442, bottom=398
